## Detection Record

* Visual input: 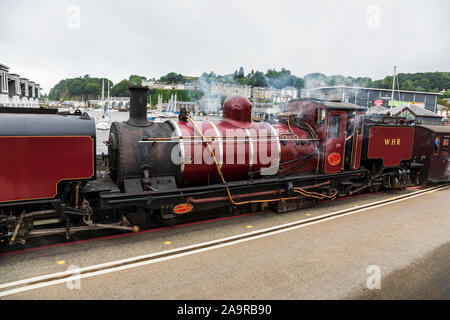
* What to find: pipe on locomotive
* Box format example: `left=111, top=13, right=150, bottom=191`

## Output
left=127, top=85, right=151, bottom=127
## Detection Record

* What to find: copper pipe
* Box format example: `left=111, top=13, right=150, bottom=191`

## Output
left=187, top=180, right=331, bottom=204
left=24, top=209, right=56, bottom=218
left=302, top=180, right=330, bottom=190
left=348, top=182, right=371, bottom=195
left=188, top=189, right=286, bottom=204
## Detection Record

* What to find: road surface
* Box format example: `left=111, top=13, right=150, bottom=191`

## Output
left=1, top=186, right=449, bottom=299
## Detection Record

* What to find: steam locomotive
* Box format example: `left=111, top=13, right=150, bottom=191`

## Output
left=1, top=86, right=449, bottom=245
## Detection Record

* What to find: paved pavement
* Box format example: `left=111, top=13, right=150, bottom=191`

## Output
left=1, top=186, right=449, bottom=299
left=350, top=242, right=450, bottom=299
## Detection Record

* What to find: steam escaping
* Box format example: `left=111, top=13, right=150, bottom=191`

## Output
left=302, top=73, right=372, bottom=90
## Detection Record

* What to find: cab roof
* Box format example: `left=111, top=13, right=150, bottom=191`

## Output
left=418, top=125, right=450, bottom=134
left=322, top=101, right=366, bottom=111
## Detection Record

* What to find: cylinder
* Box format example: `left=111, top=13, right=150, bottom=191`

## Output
left=128, top=86, right=150, bottom=127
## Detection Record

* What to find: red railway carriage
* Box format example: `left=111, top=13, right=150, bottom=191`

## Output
left=412, top=125, right=450, bottom=182
left=0, top=111, right=96, bottom=204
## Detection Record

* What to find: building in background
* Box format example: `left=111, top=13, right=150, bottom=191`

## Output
left=281, top=86, right=298, bottom=100
left=380, top=104, right=443, bottom=125
left=210, top=82, right=252, bottom=98
left=0, top=62, right=41, bottom=108
left=303, top=86, right=440, bottom=113
left=437, top=104, right=449, bottom=120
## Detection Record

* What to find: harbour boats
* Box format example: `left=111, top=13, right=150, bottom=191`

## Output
left=96, top=78, right=112, bottom=131
left=96, top=118, right=111, bottom=130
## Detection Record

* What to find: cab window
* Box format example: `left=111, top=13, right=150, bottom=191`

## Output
left=315, top=108, right=326, bottom=125
left=434, top=137, right=441, bottom=154
left=441, top=138, right=449, bottom=154
left=329, top=115, right=341, bottom=138
left=357, top=116, right=363, bottom=135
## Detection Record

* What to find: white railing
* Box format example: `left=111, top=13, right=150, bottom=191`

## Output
left=0, top=94, right=40, bottom=108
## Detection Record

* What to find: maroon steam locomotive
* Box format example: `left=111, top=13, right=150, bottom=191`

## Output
left=0, top=86, right=448, bottom=245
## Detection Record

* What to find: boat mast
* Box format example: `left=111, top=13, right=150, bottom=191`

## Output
left=390, top=66, right=396, bottom=109
left=102, top=79, right=105, bottom=101
left=106, top=80, right=110, bottom=119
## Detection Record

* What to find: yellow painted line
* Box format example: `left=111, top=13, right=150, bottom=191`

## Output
left=164, top=241, right=172, bottom=245
left=306, top=214, right=311, bottom=217
left=57, top=260, right=66, bottom=265
left=246, top=225, right=252, bottom=229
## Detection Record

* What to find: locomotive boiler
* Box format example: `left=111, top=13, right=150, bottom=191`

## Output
left=108, top=86, right=318, bottom=191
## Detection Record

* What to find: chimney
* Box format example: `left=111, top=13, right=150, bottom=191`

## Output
left=127, top=85, right=150, bottom=127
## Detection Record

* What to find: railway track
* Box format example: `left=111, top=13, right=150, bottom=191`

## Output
left=0, top=183, right=447, bottom=298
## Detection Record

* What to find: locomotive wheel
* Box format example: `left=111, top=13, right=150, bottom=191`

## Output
left=126, top=208, right=148, bottom=228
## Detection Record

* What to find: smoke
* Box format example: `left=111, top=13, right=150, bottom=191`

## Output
left=303, top=73, right=372, bottom=90
left=195, top=76, right=222, bottom=113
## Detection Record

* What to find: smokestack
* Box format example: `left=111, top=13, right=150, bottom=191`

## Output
left=128, top=85, right=150, bottom=127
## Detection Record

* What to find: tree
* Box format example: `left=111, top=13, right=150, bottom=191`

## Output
left=48, top=76, right=113, bottom=101
left=401, top=80, right=414, bottom=91
left=111, top=80, right=131, bottom=97
left=160, top=72, right=185, bottom=84
left=238, top=67, right=244, bottom=79
left=85, top=83, right=101, bottom=97
left=250, top=72, right=268, bottom=87
left=418, top=78, right=431, bottom=91
left=129, top=75, right=146, bottom=86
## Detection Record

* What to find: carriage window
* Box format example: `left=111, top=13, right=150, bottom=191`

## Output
left=434, top=137, right=440, bottom=154
left=441, top=138, right=449, bottom=154
left=357, top=116, right=363, bottom=135
left=315, top=108, right=326, bottom=125
left=329, top=115, right=341, bottom=138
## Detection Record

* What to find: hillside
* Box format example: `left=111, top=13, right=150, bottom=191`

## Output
left=47, top=70, right=450, bottom=102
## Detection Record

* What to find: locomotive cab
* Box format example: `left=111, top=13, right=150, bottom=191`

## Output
left=284, top=100, right=366, bottom=174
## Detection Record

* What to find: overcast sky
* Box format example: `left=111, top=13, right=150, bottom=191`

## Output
left=1, top=0, right=449, bottom=93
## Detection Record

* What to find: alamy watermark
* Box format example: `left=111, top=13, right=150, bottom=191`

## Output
left=66, top=264, right=81, bottom=290
left=366, top=265, right=381, bottom=289
left=66, top=5, right=81, bottom=30
left=366, top=5, right=381, bottom=30
left=169, top=125, right=283, bottom=176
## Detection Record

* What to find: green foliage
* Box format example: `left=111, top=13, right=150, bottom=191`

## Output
left=438, top=98, right=450, bottom=109
left=159, top=72, right=186, bottom=84
left=128, top=75, right=146, bottom=86
left=234, top=67, right=245, bottom=80
left=369, top=72, right=450, bottom=92
left=111, top=79, right=132, bottom=97
left=48, top=76, right=113, bottom=101
left=250, top=71, right=268, bottom=87
left=265, top=68, right=304, bottom=91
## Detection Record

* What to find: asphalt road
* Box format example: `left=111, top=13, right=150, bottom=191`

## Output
left=1, top=186, right=449, bottom=299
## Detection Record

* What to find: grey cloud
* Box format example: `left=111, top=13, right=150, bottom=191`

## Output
left=0, top=0, right=449, bottom=93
